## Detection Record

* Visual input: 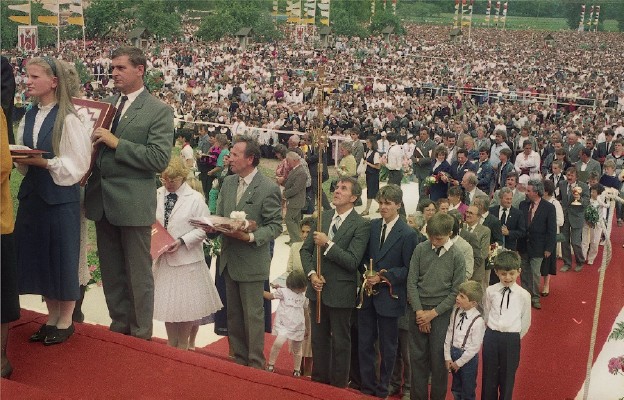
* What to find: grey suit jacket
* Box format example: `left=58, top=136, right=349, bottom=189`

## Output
left=283, top=164, right=307, bottom=210
left=574, top=159, right=601, bottom=183
left=301, top=209, right=370, bottom=308
left=412, top=139, right=436, bottom=179
left=465, top=224, right=490, bottom=279
left=85, top=90, right=173, bottom=226
left=217, top=171, right=282, bottom=282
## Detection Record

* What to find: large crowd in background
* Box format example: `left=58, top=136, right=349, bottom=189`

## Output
left=2, top=21, right=624, bottom=400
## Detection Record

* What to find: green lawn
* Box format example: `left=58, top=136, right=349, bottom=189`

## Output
left=403, top=13, right=619, bottom=32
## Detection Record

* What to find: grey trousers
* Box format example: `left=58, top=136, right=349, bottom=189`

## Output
left=520, top=253, right=543, bottom=302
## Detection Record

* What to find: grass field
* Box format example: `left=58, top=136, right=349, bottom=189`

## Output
left=402, top=13, right=619, bottom=32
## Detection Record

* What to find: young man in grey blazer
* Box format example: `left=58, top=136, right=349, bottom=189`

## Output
left=85, top=46, right=173, bottom=340
left=301, top=176, right=370, bottom=388
left=215, top=136, right=282, bottom=369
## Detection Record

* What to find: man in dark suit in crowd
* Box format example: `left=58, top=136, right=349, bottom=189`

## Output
left=412, top=127, right=436, bottom=197
left=558, top=167, right=589, bottom=272
left=518, top=179, right=557, bottom=309
left=490, top=187, right=526, bottom=251
left=85, top=46, right=173, bottom=339
left=301, top=177, right=370, bottom=388
left=358, top=184, right=420, bottom=398
left=584, top=137, right=600, bottom=161
left=449, top=148, right=477, bottom=187
left=215, top=136, right=282, bottom=368
left=476, top=147, right=495, bottom=195
left=283, top=151, right=307, bottom=244
left=597, top=129, right=615, bottom=164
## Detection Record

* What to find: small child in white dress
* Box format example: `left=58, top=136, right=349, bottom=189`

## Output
left=264, top=269, right=308, bottom=376
left=153, top=158, right=223, bottom=350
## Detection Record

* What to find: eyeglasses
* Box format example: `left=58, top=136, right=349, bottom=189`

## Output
left=160, top=177, right=184, bottom=184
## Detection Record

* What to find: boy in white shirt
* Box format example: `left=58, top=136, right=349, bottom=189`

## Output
left=482, top=250, right=531, bottom=400
left=444, top=281, right=486, bottom=400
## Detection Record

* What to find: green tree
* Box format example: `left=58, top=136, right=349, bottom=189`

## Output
left=370, top=10, right=405, bottom=35
left=331, top=7, right=369, bottom=38
left=84, top=0, right=131, bottom=38
left=135, top=1, right=182, bottom=40
left=196, top=0, right=281, bottom=42
left=563, top=0, right=606, bottom=31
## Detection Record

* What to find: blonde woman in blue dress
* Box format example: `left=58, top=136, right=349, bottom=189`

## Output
left=14, top=57, right=90, bottom=345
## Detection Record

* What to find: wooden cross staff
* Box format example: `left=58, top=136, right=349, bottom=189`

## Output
left=304, top=66, right=333, bottom=323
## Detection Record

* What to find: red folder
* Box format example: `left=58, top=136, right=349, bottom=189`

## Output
left=72, top=98, right=116, bottom=186
left=150, top=220, right=176, bottom=260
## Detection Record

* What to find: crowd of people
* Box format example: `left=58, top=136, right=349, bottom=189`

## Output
left=2, top=20, right=624, bottom=400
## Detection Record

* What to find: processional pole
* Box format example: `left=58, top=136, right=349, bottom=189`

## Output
left=306, top=66, right=330, bottom=323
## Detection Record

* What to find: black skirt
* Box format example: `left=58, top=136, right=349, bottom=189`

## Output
left=15, top=193, right=80, bottom=301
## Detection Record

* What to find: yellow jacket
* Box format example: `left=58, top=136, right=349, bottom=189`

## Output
left=1, top=109, right=14, bottom=234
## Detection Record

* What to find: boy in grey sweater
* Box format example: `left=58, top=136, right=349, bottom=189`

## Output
left=407, top=213, right=466, bottom=400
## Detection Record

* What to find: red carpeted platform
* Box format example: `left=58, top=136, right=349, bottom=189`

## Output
left=3, top=224, right=623, bottom=400
left=2, top=310, right=370, bottom=400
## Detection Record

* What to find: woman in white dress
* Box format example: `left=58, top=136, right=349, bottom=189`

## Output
left=153, top=158, right=222, bottom=350
left=514, top=140, right=541, bottom=182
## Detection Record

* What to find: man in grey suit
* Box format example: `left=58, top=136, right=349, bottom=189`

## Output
left=565, top=132, right=584, bottom=164
left=575, top=148, right=601, bottom=183
left=412, top=127, right=436, bottom=197
left=558, top=167, right=590, bottom=272
left=464, top=205, right=491, bottom=292
left=348, top=129, right=365, bottom=166
left=301, top=176, right=370, bottom=388
left=85, top=46, right=173, bottom=339
left=283, top=151, right=307, bottom=244
left=215, top=136, right=282, bottom=369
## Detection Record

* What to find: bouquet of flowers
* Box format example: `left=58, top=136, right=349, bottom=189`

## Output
left=204, top=236, right=221, bottom=258
left=87, top=251, right=102, bottom=287
left=584, top=205, right=599, bottom=228
left=423, top=175, right=438, bottom=187
left=608, top=356, right=624, bottom=376
left=402, top=158, right=413, bottom=176
left=486, top=242, right=505, bottom=270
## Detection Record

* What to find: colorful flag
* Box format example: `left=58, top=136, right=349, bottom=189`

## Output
left=318, top=0, right=330, bottom=26
left=8, top=2, right=31, bottom=25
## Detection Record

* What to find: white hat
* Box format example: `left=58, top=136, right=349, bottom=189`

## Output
left=381, top=131, right=387, bottom=136
left=208, top=126, right=215, bottom=132
left=220, top=127, right=228, bottom=133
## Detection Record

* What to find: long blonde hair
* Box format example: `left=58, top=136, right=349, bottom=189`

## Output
left=26, top=57, right=80, bottom=155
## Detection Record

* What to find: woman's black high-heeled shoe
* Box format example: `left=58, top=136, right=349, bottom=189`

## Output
left=44, top=324, right=75, bottom=346
left=29, top=324, right=50, bottom=342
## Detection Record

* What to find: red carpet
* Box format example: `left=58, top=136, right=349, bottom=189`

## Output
left=514, top=221, right=624, bottom=400
left=3, top=311, right=370, bottom=400
left=3, top=223, right=622, bottom=399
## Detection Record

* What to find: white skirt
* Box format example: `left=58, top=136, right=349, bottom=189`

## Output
left=153, top=258, right=223, bottom=323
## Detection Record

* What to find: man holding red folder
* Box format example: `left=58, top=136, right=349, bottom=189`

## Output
left=85, top=46, right=173, bottom=340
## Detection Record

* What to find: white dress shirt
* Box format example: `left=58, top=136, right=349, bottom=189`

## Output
left=16, top=103, right=91, bottom=186
left=443, top=306, right=486, bottom=367
left=483, top=282, right=531, bottom=338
